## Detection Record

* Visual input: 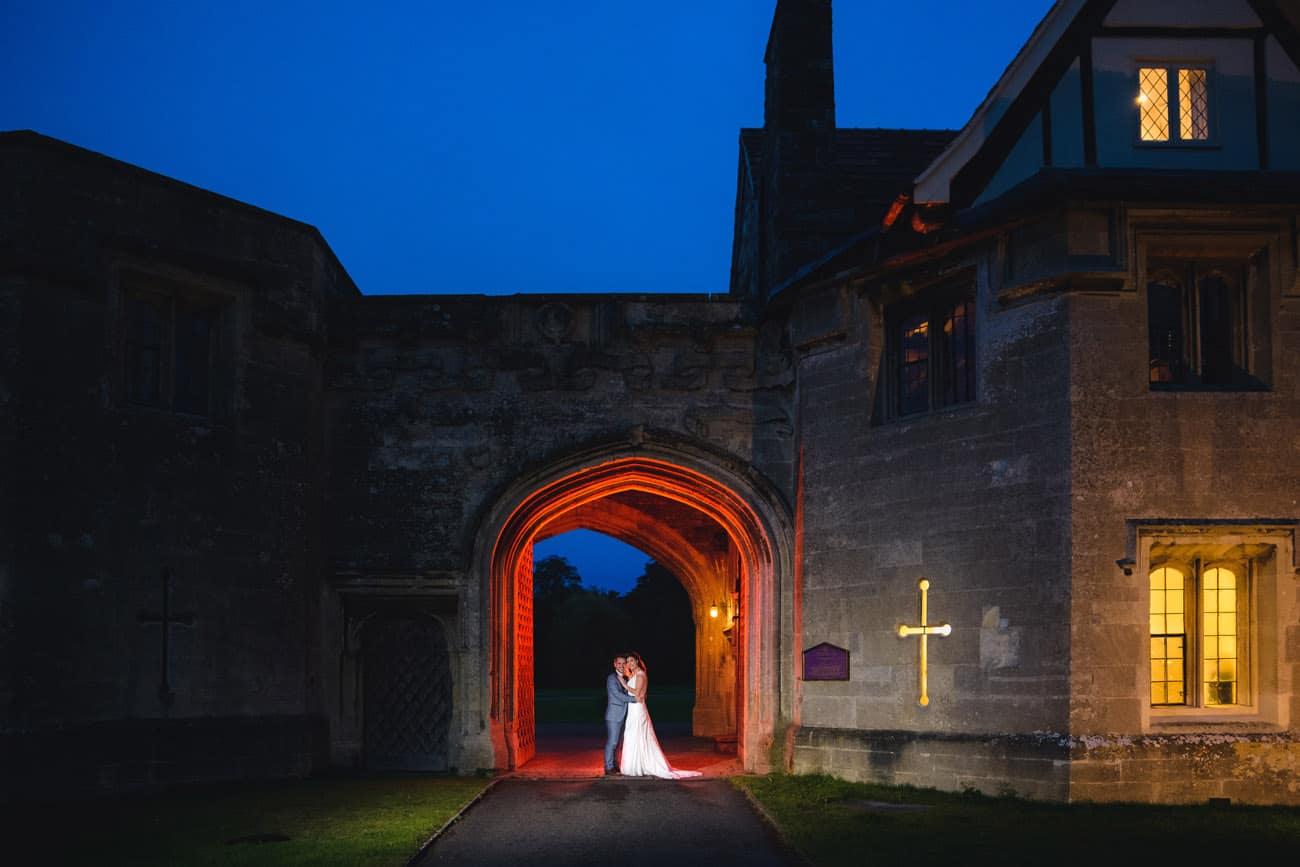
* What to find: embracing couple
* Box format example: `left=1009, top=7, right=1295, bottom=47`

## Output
left=603, top=653, right=701, bottom=779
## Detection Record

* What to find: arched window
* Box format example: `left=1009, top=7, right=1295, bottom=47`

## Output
left=1149, top=561, right=1248, bottom=708
left=1149, top=565, right=1186, bottom=705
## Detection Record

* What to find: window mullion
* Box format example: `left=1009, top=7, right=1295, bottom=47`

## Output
left=1189, top=559, right=1201, bottom=708
left=1167, top=66, right=1180, bottom=141
left=1240, top=561, right=1252, bottom=706
left=1184, top=266, right=1201, bottom=383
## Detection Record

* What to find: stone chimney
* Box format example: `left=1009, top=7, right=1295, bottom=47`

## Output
left=764, top=0, right=836, bottom=134
left=760, top=0, right=838, bottom=296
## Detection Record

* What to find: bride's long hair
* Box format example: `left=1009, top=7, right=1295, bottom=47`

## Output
left=628, top=652, right=647, bottom=673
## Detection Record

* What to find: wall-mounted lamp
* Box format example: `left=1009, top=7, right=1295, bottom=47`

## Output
left=709, top=602, right=720, bottom=619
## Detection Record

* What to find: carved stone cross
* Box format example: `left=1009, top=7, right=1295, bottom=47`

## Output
left=136, top=567, right=196, bottom=704
left=897, top=578, right=951, bottom=707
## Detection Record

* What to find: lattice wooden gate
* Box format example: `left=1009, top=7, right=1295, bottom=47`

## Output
left=362, top=613, right=453, bottom=771
left=513, top=544, right=536, bottom=766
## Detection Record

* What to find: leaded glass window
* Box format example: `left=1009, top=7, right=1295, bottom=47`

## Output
left=1138, top=67, right=1170, bottom=141
left=1178, top=68, right=1209, bottom=141
left=1137, top=65, right=1210, bottom=143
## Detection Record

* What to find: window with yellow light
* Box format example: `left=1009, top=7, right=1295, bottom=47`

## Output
left=1137, top=65, right=1210, bottom=143
left=1149, top=561, right=1248, bottom=708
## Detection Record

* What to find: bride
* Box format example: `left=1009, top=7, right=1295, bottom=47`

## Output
left=618, top=654, right=702, bottom=779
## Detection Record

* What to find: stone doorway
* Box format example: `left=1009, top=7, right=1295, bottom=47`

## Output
left=478, top=442, right=791, bottom=773
left=362, top=613, right=454, bottom=771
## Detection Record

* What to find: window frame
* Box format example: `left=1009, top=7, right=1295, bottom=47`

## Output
left=1148, top=558, right=1252, bottom=711
left=1133, top=61, right=1216, bottom=147
left=112, top=263, right=238, bottom=421
left=1134, top=524, right=1294, bottom=732
left=882, top=285, right=977, bottom=420
left=1146, top=259, right=1256, bottom=390
left=1136, top=231, right=1276, bottom=394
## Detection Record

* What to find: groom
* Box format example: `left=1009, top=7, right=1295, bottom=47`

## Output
left=604, top=654, right=637, bottom=775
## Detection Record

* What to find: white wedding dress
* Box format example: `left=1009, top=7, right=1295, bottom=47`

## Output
left=618, top=674, right=702, bottom=779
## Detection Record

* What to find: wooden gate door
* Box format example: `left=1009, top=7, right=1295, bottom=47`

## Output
left=363, top=613, right=453, bottom=770
left=514, top=544, right=536, bottom=766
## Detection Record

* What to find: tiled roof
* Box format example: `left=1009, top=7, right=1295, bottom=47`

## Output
left=741, top=126, right=958, bottom=220
left=831, top=128, right=958, bottom=217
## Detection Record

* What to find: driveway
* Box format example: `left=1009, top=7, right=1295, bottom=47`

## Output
left=415, top=777, right=799, bottom=866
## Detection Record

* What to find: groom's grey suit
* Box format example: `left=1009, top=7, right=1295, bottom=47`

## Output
left=604, top=670, right=637, bottom=772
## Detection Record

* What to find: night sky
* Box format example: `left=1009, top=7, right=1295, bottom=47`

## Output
left=3, top=0, right=1053, bottom=591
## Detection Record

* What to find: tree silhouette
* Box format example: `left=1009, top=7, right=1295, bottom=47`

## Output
left=622, top=561, right=695, bottom=685
left=533, top=555, right=582, bottom=601
left=532, top=555, right=695, bottom=688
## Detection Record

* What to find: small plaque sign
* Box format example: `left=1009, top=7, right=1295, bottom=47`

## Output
left=802, top=642, right=850, bottom=681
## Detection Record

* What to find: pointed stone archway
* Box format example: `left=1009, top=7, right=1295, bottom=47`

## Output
left=473, top=436, right=792, bottom=773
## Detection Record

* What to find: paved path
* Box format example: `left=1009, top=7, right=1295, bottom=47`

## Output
left=415, top=777, right=798, bottom=867
left=512, top=722, right=742, bottom=779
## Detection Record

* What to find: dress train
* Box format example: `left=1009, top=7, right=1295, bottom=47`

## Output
left=618, top=676, right=702, bottom=779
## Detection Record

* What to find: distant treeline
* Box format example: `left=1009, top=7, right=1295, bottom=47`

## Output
left=533, top=556, right=695, bottom=688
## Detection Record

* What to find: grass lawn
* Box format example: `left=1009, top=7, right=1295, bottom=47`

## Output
left=734, top=774, right=1300, bottom=863
left=536, top=684, right=694, bottom=724
left=5, top=774, right=491, bottom=867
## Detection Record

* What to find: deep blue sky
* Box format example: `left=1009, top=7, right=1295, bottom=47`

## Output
left=534, top=530, right=650, bottom=595
left=2, top=0, right=1052, bottom=590
left=2, top=0, right=1051, bottom=297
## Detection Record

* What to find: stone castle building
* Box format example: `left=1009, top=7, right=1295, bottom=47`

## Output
left=3, top=0, right=1299, bottom=804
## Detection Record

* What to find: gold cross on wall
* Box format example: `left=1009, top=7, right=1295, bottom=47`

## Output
left=897, top=578, right=951, bottom=707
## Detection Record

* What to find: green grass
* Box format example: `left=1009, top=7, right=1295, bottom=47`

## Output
left=6, top=775, right=491, bottom=867
left=535, top=684, right=694, bottom=724
left=734, top=774, right=1300, bottom=864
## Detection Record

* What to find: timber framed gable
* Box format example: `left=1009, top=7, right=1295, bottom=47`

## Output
left=916, top=0, right=1300, bottom=210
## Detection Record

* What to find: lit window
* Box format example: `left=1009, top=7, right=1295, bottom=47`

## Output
left=1149, top=561, right=1248, bottom=708
left=1137, top=65, right=1209, bottom=142
left=887, top=294, right=975, bottom=418
left=1149, top=565, right=1186, bottom=705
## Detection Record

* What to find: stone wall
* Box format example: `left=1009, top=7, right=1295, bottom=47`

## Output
left=321, top=292, right=795, bottom=769
left=792, top=726, right=1070, bottom=801
left=792, top=256, right=1075, bottom=732
left=0, top=278, right=20, bottom=731
left=1066, top=207, right=1300, bottom=804
left=0, top=133, right=352, bottom=797
left=787, top=247, right=1075, bottom=792
left=1069, top=732, right=1300, bottom=804
left=324, top=294, right=789, bottom=575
